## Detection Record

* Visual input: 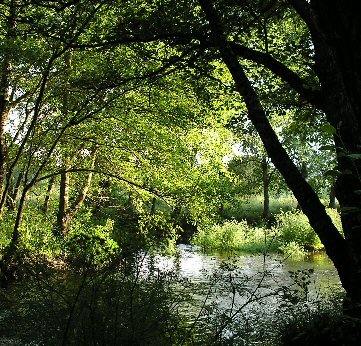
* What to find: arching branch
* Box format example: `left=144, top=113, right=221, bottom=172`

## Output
left=228, top=42, right=324, bottom=108
left=35, top=168, right=167, bottom=200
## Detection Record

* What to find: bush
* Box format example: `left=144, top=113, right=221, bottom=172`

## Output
left=279, top=309, right=361, bottom=345
left=138, top=213, right=180, bottom=253
left=0, top=212, right=15, bottom=253
left=278, top=241, right=306, bottom=258
left=191, top=220, right=278, bottom=253
left=67, top=217, right=119, bottom=267
left=275, top=209, right=343, bottom=253
left=0, top=255, right=194, bottom=346
left=275, top=210, right=323, bottom=251
left=19, top=209, right=61, bottom=256
left=192, top=209, right=343, bottom=255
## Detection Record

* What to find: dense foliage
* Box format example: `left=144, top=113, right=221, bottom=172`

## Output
left=1, top=0, right=360, bottom=344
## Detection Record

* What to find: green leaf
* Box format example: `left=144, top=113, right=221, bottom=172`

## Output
left=320, top=123, right=336, bottom=135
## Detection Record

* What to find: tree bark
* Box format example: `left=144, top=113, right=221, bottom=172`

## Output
left=0, top=0, right=16, bottom=217
left=42, top=176, right=55, bottom=214
left=328, top=184, right=336, bottom=209
left=6, top=171, right=23, bottom=211
left=57, top=150, right=97, bottom=234
left=57, top=166, right=70, bottom=234
left=306, top=1, right=361, bottom=311
left=56, top=50, right=72, bottom=234
left=0, top=185, right=28, bottom=287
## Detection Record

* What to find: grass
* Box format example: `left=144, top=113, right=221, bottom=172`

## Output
left=191, top=205, right=343, bottom=256
left=191, top=220, right=279, bottom=253
left=224, top=194, right=297, bottom=224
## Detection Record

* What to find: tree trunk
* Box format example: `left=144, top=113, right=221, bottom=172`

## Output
left=328, top=184, right=336, bottom=209
left=0, top=0, right=16, bottom=217
left=6, top=171, right=23, bottom=211
left=262, top=157, right=270, bottom=220
left=0, top=186, right=27, bottom=287
left=56, top=50, right=73, bottom=234
left=42, top=176, right=55, bottom=214
left=66, top=152, right=97, bottom=220
left=198, top=0, right=353, bottom=311
left=307, top=1, right=361, bottom=312
left=57, top=168, right=70, bottom=234
left=57, top=150, right=97, bottom=234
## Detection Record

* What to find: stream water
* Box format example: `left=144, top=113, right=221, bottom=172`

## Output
left=147, top=244, right=343, bottom=318
left=143, top=244, right=344, bottom=343
left=0, top=245, right=344, bottom=345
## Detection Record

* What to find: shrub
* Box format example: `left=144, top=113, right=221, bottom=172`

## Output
left=0, top=212, right=15, bottom=253
left=67, top=218, right=119, bottom=267
left=8, top=207, right=61, bottom=257
left=275, top=209, right=343, bottom=253
left=191, top=220, right=278, bottom=253
left=138, top=213, right=180, bottom=253
left=279, top=309, right=361, bottom=345
left=0, top=255, right=193, bottom=345
left=278, top=241, right=306, bottom=258
left=275, top=210, right=323, bottom=251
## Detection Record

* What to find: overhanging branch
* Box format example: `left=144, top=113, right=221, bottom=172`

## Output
left=228, top=42, right=324, bottom=108
left=198, top=0, right=350, bottom=291
left=35, top=168, right=167, bottom=199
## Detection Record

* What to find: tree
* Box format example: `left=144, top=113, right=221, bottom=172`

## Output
left=195, top=0, right=361, bottom=313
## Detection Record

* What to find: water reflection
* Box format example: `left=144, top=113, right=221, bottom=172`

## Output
left=148, top=244, right=342, bottom=312
left=175, top=245, right=340, bottom=290
left=138, top=245, right=345, bottom=344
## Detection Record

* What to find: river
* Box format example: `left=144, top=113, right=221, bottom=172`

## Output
left=142, top=244, right=344, bottom=343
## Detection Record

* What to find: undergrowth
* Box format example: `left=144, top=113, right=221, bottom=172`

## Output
left=191, top=208, right=342, bottom=257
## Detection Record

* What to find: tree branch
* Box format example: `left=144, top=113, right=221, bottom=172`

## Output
left=228, top=42, right=324, bottom=108
left=35, top=168, right=166, bottom=199
left=198, top=0, right=350, bottom=291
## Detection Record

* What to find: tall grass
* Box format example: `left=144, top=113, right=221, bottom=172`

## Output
left=224, top=194, right=297, bottom=223
left=192, top=208, right=342, bottom=256
left=191, top=220, right=279, bottom=253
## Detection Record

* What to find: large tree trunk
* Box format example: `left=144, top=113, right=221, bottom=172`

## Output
left=198, top=0, right=356, bottom=312
left=0, top=0, right=16, bottom=217
left=306, top=1, right=361, bottom=312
